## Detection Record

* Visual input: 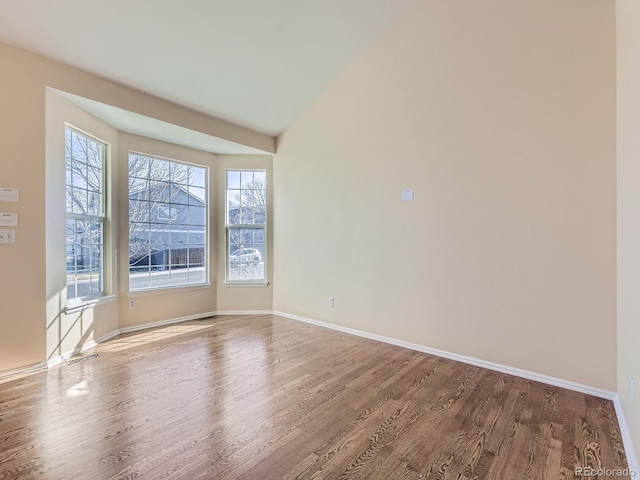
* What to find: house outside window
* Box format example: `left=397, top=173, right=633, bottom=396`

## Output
left=65, top=127, right=106, bottom=300
left=128, top=153, right=208, bottom=291
left=226, top=170, right=266, bottom=283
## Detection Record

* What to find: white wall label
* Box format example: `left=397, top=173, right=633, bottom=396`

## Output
left=0, top=213, right=18, bottom=227
left=0, top=188, right=19, bottom=203
left=401, top=189, right=414, bottom=201
left=0, top=229, right=15, bottom=244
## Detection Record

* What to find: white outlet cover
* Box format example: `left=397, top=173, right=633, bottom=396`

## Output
left=401, top=189, right=414, bottom=201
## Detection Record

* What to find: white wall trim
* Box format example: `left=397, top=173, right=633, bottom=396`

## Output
left=216, top=310, right=273, bottom=315
left=614, top=395, right=639, bottom=474
left=90, top=310, right=269, bottom=341
left=116, top=310, right=270, bottom=335
left=118, top=311, right=218, bottom=335
left=0, top=362, right=47, bottom=381
left=94, top=329, right=121, bottom=344
left=273, top=310, right=617, bottom=401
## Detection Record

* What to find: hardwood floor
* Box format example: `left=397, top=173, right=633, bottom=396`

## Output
left=0, top=314, right=630, bottom=479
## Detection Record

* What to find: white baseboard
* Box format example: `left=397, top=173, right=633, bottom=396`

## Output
left=94, top=329, right=121, bottom=344
left=273, top=310, right=617, bottom=401
left=99, top=310, right=268, bottom=338
left=118, top=311, right=218, bottom=335
left=216, top=310, right=273, bottom=315
left=44, top=329, right=123, bottom=369
left=0, top=361, right=47, bottom=381
left=614, top=395, right=639, bottom=474
left=46, top=338, right=101, bottom=368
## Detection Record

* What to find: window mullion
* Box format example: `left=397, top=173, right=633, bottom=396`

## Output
left=67, top=213, right=105, bottom=221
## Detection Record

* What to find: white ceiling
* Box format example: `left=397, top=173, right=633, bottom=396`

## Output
left=54, top=90, right=271, bottom=155
left=0, top=0, right=415, bottom=137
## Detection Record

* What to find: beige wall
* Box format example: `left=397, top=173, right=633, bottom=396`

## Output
left=215, top=155, right=274, bottom=312
left=0, top=1, right=622, bottom=402
left=45, top=90, right=120, bottom=361
left=0, top=42, right=274, bottom=373
left=617, top=0, right=640, bottom=464
left=274, top=0, right=617, bottom=390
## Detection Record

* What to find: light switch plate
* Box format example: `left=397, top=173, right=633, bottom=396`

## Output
left=0, top=229, right=16, bottom=244
left=0, top=188, right=19, bottom=203
left=0, top=213, right=18, bottom=227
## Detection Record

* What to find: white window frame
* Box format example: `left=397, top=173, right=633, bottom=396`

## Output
left=127, top=151, right=209, bottom=292
left=65, top=125, right=107, bottom=303
left=225, top=169, right=267, bottom=286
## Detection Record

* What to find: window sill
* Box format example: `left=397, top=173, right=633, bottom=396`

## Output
left=128, top=283, right=211, bottom=297
left=224, top=281, right=270, bottom=288
left=65, top=295, right=115, bottom=314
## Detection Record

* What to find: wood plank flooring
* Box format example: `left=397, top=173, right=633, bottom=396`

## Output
left=0, top=314, right=630, bottom=479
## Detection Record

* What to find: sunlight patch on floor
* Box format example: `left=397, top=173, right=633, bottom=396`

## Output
left=66, top=379, right=90, bottom=398
left=98, top=322, right=216, bottom=353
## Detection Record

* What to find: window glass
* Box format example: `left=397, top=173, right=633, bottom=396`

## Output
left=65, top=127, right=106, bottom=300
left=226, top=170, right=266, bottom=282
left=128, top=153, right=208, bottom=291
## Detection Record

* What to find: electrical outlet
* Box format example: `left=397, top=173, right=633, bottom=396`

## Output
left=129, top=299, right=136, bottom=309
left=329, top=297, right=334, bottom=308
left=631, top=377, right=635, bottom=404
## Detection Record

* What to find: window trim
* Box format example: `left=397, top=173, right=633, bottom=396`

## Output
left=65, top=125, right=108, bottom=304
left=225, top=169, right=267, bottom=285
left=65, top=294, right=115, bottom=314
left=127, top=151, right=210, bottom=293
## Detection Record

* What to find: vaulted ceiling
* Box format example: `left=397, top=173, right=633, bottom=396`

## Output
left=0, top=0, right=415, bottom=136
